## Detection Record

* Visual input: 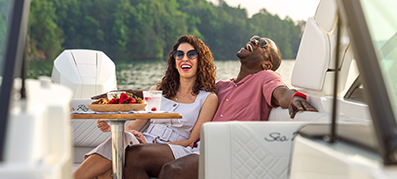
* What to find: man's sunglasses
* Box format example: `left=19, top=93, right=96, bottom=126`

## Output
left=250, top=36, right=273, bottom=63
left=173, top=49, right=198, bottom=60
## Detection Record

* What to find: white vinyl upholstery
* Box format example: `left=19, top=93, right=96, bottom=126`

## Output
left=70, top=99, right=111, bottom=148
left=315, top=0, right=338, bottom=32
left=51, top=49, right=117, bottom=99
left=291, top=17, right=330, bottom=92
left=199, top=122, right=315, bottom=179
left=291, top=0, right=354, bottom=96
left=268, top=107, right=330, bottom=122
left=52, top=49, right=117, bottom=162
left=0, top=80, right=73, bottom=178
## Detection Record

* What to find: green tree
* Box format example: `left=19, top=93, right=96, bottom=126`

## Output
left=49, top=0, right=83, bottom=50
left=28, top=0, right=304, bottom=61
left=29, top=0, right=64, bottom=60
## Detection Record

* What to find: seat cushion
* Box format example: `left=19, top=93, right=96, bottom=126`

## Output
left=199, top=121, right=314, bottom=179
left=291, top=17, right=330, bottom=92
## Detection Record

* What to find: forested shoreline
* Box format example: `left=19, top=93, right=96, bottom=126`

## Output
left=2, top=0, right=306, bottom=61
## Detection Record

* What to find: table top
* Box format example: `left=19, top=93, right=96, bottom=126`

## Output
left=71, top=112, right=182, bottom=120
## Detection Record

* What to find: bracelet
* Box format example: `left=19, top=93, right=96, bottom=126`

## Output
left=290, top=91, right=307, bottom=102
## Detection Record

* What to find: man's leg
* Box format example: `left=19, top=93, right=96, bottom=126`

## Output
left=158, top=154, right=199, bottom=179
left=124, top=144, right=175, bottom=179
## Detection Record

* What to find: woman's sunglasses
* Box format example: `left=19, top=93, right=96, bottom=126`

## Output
left=250, top=36, right=273, bottom=63
left=173, top=49, right=198, bottom=60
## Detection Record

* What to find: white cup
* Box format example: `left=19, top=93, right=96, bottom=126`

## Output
left=107, top=91, right=123, bottom=99
left=143, top=90, right=162, bottom=111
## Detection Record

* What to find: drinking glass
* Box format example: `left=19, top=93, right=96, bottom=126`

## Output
left=143, top=90, right=162, bottom=111
left=107, top=91, right=123, bottom=99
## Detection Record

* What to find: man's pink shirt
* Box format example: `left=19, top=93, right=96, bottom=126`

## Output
left=213, top=70, right=286, bottom=122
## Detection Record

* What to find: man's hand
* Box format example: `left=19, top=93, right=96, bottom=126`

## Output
left=288, top=96, right=318, bottom=118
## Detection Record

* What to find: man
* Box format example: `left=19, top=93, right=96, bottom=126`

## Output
left=123, top=36, right=317, bottom=179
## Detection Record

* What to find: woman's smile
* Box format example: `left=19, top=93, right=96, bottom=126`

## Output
left=175, top=43, right=198, bottom=78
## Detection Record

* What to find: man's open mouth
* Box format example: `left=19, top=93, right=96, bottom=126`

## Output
left=244, top=43, right=253, bottom=52
left=181, top=65, right=192, bottom=70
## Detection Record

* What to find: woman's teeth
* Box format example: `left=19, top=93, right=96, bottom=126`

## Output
left=181, top=65, right=192, bottom=69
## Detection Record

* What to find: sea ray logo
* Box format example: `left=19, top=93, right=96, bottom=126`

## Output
left=264, top=132, right=298, bottom=142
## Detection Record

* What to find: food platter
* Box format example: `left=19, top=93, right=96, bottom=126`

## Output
left=86, top=104, right=147, bottom=112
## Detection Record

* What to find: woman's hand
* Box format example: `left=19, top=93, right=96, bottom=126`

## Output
left=97, top=120, right=111, bottom=132
left=127, top=130, right=148, bottom=143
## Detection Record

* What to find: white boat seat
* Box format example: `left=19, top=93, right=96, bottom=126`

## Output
left=199, top=121, right=323, bottom=179
left=268, top=107, right=330, bottom=122
left=198, top=107, right=355, bottom=179
left=52, top=49, right=118, bottom=162
left=291, top=0, right=354, bottom=96
left=52, top=49, right=117, bottom=99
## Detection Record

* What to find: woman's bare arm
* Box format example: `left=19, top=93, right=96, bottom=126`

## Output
left=169, top=93, right=218, bottom=147
left=125, top=119, right=150, bottom=131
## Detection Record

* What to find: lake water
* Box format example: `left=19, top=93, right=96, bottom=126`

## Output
left=115, top=60, right=295, bottom=90
left=27, top=59, right=295, bottom=89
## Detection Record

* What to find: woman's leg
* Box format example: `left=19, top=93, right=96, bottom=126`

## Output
left=73, top=154, right=112, bottom=179
left=158, top=154, right=199, bottom=179
left=97, top=169, right=113, bottom=179
left=124, top=144, right=175, bottom=179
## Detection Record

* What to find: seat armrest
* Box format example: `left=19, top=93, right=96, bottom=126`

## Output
left=269, top=108, right=330, bottom=122
left=199, top=121, right=321, bottom=179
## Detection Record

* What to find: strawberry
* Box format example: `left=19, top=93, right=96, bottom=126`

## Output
left=136, top=97, right=143, bottom=104
left=129, top=97, right=137, bottom=104
left=107, top=98, right=119, bottom=104
left=119, top=93, right=130, bottom=104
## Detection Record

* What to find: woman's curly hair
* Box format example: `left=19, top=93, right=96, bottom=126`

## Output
left=157, top=35, right=217, bottom=99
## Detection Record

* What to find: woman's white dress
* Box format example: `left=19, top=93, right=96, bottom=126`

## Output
left=84, top=90, right=211, bottom=162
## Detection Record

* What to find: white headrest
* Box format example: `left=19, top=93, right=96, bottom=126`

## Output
left=315, top=0, right=338, bottom=32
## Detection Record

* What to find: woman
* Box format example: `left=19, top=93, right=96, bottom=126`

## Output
left=73, top=35, right=218, bottom=179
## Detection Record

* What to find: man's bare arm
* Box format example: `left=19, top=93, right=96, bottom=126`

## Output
left=272, top=86, right=318, bottom=118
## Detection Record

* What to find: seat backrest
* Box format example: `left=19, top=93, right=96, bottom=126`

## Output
left=291, top=0, right=354, bottom=96
left=52, top=49, right=116, bottom=151
left=51, top=49, right=117, bottom=99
